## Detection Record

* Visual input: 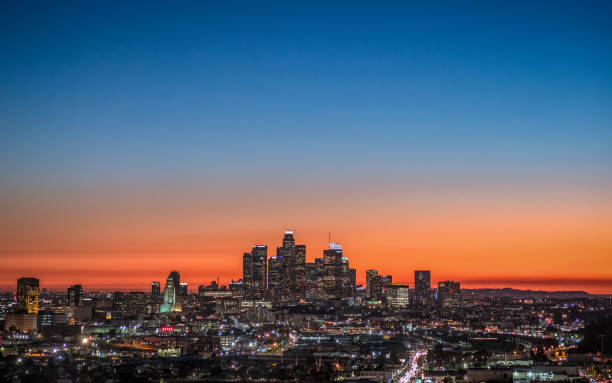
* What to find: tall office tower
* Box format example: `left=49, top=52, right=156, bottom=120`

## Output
left=366, top=271, right=392, bottom=300
left=341, top=256, right=350, bottom=288
left=366, top=270, right=378, bottom=299
left=243, top=245, right=268, bottom=299
left=438, top=280, right=461, bottom=309
left=386, top=284, right=410, bottom=308
left=112, top=291, right=127, bottom=312
left=169, top=271, right=181, bottom=292
left=379, top=275, right=392, bottom=298
left=268, top=256, right=283, bottom=295
left=178, top=282, right=188, bottom=296
left=160, top=271, right=180, bottom=313
left=16, top=277, right=39, bottom=314
left=67, top=284, right=83, bottom=307
left=321, top=242, right=351, bottom=298
left=276, top=230, right=306, bottom=299
left=292, top=244, right=306, bottom=296
left=151, top=281, right=161, bottom=303
left=414, top=270, right=431, bottom=307
left=349, top=268, right=356, bottom=290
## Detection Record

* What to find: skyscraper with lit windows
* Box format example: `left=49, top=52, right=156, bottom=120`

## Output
left=151, top=281, right=161, bottom=303
left=67, top=284, right=83, bottom=307
left=268, top=255, right=282, bottom=295
left=366, top=270, right=378, bottom=299
left=438, top=280, right=461, bottom=309
left=276, top=231, right=306, bottom=299
left=16, top=277, right=39, bottom=314
left=160, top=271, right=180, bottom=313
left=321, top=242, right=351, bottom=298
left=243, top=245, right=268, bottom=299
left=414, top=270, right=431, bottom=307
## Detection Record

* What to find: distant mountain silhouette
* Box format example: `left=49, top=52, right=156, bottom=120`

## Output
left=462, top=288, right=592, bottom=299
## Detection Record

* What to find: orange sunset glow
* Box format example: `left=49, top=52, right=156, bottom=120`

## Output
left=3, top=3, right=612, bottom=382
left=2, top=179, right=611, bottom=293
left=2, top=0, right=612, bottom=297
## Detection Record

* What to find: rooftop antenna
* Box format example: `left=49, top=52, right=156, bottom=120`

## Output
left=329, top=232, right=331, bottom=243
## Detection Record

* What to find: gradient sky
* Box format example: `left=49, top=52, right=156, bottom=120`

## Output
left=1, top=1, right=611, bottom=293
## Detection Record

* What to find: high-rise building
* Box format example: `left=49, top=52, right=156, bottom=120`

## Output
left=169, top=271, right=181, bottom=292
left=67, top=284, right=83, bottom=307
left=16, top=278, right=39, bottom=314
left=366, top=270, right=378, bottom=299
left=268, top=256, right=283, bottom=295
left=438, top=280, right=461, bottom=309
left=414, top=270, right=431, bottom=307
left=366, top=270, right=392, bottom=300
left=386, top=284, right=410, bottom=308
left=160, top=271, right=180, bottom=313
left=151, top=281, right=161, bottom=303
left=112, top=291, right=126, bottom=312
left=178, top=282, right=188, bottom=296
left=276, top=231, right=306, bottom=299
left=321, top=242, right=352, bottom=299
left=243, top=245, right=268, bottom=299
left=349, top=268, right=356, bottom=290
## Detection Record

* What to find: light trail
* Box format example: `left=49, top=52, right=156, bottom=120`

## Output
left=394, top=349, right=428, bottom=383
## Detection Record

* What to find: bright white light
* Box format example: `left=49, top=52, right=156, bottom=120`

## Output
left=329, top=242, right=342, bottom=250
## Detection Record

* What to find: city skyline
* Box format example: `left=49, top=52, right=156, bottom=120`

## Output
left=1, top=2, right=611, bottom=294
left=2, top=229, right=611, bottom=294
left=1, top=2, right=611, bottom=381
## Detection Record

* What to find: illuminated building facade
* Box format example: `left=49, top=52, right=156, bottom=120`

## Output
left=151, top=281, right=161, bottom=303
left=275, top=231, right=306, bottom=299
left=4, top=312, right=37, bottom=333
left=178, top=282, right=188, bottom=296
left=321, top=242, right=351, bottom=298
left=366, top=270, right=392, bottom=300
left=16, top=277, right=39, bottom=314
left=414, top=270, right=431, bottom=307
left=243, top=245, right=268, bottom=299
left=160, top=271, right=181, bottom=313
left=67, top=284, right=83, bottom=307
left=366, top=270, right=378, bottom=299
left=438, top=280, right=461, bottom=309
left=386, top=284, right=410, bottom=308
left=268, top=256, right=282, bottom=295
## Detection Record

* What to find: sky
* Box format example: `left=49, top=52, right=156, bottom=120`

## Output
left=1, top=1, right=611, bottom=293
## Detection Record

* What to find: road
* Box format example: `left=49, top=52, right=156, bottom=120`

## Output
left=393, top=349, right=428, bottom=383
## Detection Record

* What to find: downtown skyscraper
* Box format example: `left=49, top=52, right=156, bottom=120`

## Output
left=438, top=280, right=461, bottom=309
left=67, top=284, right=83, bottom=307
left=320, top=242, right=352, bottom=299
left=414, top=270, right=431, bottom=307
left=366, top=270, right=392, bottom=301
left=160, top=271, right=181, bottom=313
left=269, top=231, right=306, bottom=299
left=16, top=277, right=39, bottom=314
left=243, top=245, right=268, bottom=299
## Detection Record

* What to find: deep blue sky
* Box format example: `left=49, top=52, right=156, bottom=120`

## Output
left=1, top=1, right=611, bottom=187
left=1, top=2, right=612, bottom=291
